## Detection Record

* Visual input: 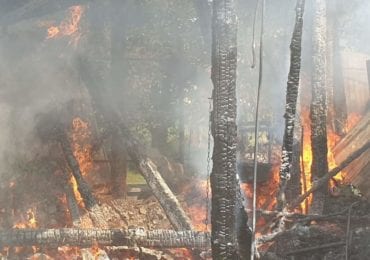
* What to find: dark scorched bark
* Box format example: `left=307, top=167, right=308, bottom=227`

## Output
left=210, top=0, right=243, bottom=258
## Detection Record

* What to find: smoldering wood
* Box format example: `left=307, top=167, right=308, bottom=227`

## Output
left=0, top=229, right=210, bottom=249
left=59, top=133, right=110, bottom=228
left=65, top=183, right=82, bottom=227
left=118, top=123, right=193, bottom=231
left=277, top=0, right=306, bottom=210
left=259, top=225, right=370, bottom=258
left=289, top=140, right=370, bottom=210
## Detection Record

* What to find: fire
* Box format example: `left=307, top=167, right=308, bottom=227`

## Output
left=46, top=5, right=84, bottom=45
left=240, top=164, right=280, bottom=211
left=70, top=117, right=93, bottom=206
left=327, top=128, right=343, bottom=185
left=346, top=112, right=361, bottom=132
left=69, top=175, right=84, bottom=207
left=71, top=117, right=93, bottom=176
left=183, top=180, right=210, bottom=232
left=300, top=107, right=313, bottom=213
left=300, top=108, right=360, bottom=212
left=13, top=208, right=37, bottom=229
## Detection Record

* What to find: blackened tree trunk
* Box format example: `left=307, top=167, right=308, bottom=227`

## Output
left=210, top=0, right=239, bottom=258
left=276, top=0, right=306, bottom=211
left=309, top=0, right=329, bottom=215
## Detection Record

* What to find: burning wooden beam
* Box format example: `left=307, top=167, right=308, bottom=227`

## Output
left=65, top=181, right=82, bottom=226
left=0, top=228, right=210, bottom=249
left=58, top=130, right=97, bottom=210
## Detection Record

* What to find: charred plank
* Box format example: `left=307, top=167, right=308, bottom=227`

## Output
left=0, top=228, right=210, bottom=249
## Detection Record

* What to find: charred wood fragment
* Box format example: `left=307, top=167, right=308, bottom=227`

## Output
left=0, top=229, right=210, bottom=249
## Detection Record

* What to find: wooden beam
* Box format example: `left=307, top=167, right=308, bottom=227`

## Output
left=118, top=123, right=193, bottom=231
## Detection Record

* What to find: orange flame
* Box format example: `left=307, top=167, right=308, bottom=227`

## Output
left=70, top=117, right=93, bottom=207
left=240, top=164, right=280, bottom=212
left=346, top=112, right=361, bottom=132
left=13, top=208, right=37, bottom=229
left=46, top=5, right=84, bottom=45
left=300, top=107, right=313, bottom=212
left=71, top=117, right=93, bottom=176
left=300, top=107, right=355, bottom=212
left=183, top=180, right=210, bottom=232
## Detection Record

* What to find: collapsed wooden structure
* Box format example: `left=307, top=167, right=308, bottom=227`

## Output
left=1, top=0, right=370, bottom=259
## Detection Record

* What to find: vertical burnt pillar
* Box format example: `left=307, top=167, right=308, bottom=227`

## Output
left=210, top=0, right=239, bottom=258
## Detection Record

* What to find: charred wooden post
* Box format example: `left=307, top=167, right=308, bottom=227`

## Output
left=236, top=188, right=252, bottom=259
left=119, top=124, right=193, bottom=231
left=309, top=0, right=329, bottom=215
left=210, top=0, right=242, bottom=258
left=0, top=229, right=210, bottom=249
left=58, top=130, right=97, bottom=210
left=286, top=117, right=303, bottom=205
left=276, top=0, right=306, bottom=210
